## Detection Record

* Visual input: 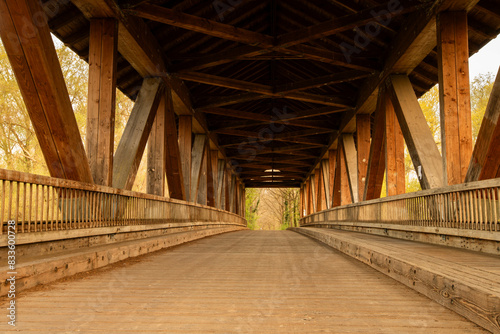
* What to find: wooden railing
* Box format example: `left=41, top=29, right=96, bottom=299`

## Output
left=0, top=169, right=245, bottom=234
left=301, top=179, right=500, bottom=234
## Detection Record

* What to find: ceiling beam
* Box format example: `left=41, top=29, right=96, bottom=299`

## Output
left=275, top=70, right=373, bottom=94
left=124, top=4, right=274, bottom=47
left=177, top=72, right=353, bottom=107
left=277, top=1, right=422, bottom=47
left=217, top=129, right=326, bottom=145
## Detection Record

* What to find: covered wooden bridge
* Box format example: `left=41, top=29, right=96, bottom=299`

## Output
left=0, top=0, right=500, bottom=332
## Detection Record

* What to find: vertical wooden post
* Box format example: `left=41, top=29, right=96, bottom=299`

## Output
left=179, top=115, right=192, bottom=200
left=299, top=183, right=304, bottom=218
left=356, top=114, right=370, bottom=201
left=438, top=11, right=472, bottom=185
left=306, top=178, right=312, bottom=215
left=364, top=93, right=386, bottom=200
left=190, top=134, right=206, bottom=202
left=342, top=134, right=358, bottom=203
left=242, top=184, right=245, bottom=216
left=207, top=150, right=217, bottom=207
left=310, top=174, right=317, bottom=213
left=385, top=94, right=406, bottom=196
left=334, top=141, right=352, bottom=206
left=147, top=95, right=166, bottom=196
left=87, top=18, right=118, bottom=186
left=0, top=0, right=93, bottom=183
left=197, top=145, right=208, bottom=205
left=164, top=89, right=185, bottom=200
left=328, top=150, right=337, bottom=208
left=321, top=159, right=331, bottom=209
left=225, top=167, right=231, bottom=211
left=217, top=159, right=226, bottom=209
left=315, top=168, right=324, bottom=211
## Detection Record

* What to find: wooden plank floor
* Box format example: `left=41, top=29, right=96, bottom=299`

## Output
left=0, top=230, right=488, bottom=333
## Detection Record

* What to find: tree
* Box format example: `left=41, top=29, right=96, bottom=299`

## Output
left=245, top=188, right=260, bottom=230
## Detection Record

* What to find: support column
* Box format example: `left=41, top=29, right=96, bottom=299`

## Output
left=87, top=18, right=118, bottom=186
left=179, top=115, right=192, bottom=200
left=328, top=150, right=337, bottom=208
left=342, top=134, right=358, bottom=203
left=306, top=178, right=313, bottom=215
left=0, top=0, right=93, bottom=182
left=321, top=159, right=331, bottom=209
left=197, top=145, right=208, bottom=205
left=164, top=89, right=185, bottom=200
left=385, top=94, right=405, bottom=196
left=315, top=167, right=324, bottom=212
left=364, top=93, right=386, bottom=200
left=147, top=95, right=166, bottom=196
left=356, top=114, right=370, bottom=201
left=438, top=11, right=472, bottom=185
left=217, top=159, right=226, bottom=209
left=190, top=134, right=206, bottom=203
left=207, top=150, right=217, bottom=207
left=311, top=174, right=318, bottom=213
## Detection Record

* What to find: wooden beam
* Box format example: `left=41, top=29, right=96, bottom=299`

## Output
left=356, top=115, right=370, bottom=201
left=178, top=115, right=192, bottom=201
left=316, top=167, right=325, bottom=212
left=364, top=92, right=387, bottom=200
left=277, top=1, right=419, bottom=48
left=342, top=134, right=359, bottom=203
left=202, top=107, right=338, bottom=130
left=87, top=18, right=118, bottom=186
left=466, top=66, right=500, bottom=181
left=113, top=78, right=163, bottom=190
left=321, top=160, right=330, bottom=209
left=311, top=174, right=317, bottom=213
left=437, top=11, right=472, bottom=185
left=280, top=45, right=378, bottom=72
left=164, top=89, right=185, bottom=200
left=217, top=159, right=225, bottom=209
left=207, top=150, right=217, bottom=207
left=217, top=129, right=325, bottom=146
left=196, top=93, right=269, bottom=109
left=328, top=150, right=336, bottom=208
left=385, top=93, right=406, bottom=196
left=174, top=45, right=266, bottom=72
left=197, top=145, right=208, bottom=205
left=147, top=94, right=167, bottom=196
left=190, top=134, right=207, bottom=202
left=386, top=75, right=443, bottom=189
left=276, top=71, right=372, bottom=94
left=0, top=0, right=93, bottom=183
left=178, top=72, right=352, bottom=108
left=125, top=4, right=274, bottom=48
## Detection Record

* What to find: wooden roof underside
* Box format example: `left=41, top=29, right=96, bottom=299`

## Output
left=45, top=0, right=500, bottom=188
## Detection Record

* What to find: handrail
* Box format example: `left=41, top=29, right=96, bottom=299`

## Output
left=0, top=169, right=245, bottom=234
left=301, top=178, right=500, bottom=233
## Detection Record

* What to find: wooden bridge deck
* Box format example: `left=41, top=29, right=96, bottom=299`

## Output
left=0, top=230, right=489, bottom=333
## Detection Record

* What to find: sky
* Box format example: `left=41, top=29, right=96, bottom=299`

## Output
left=469, top=35, right=500, bottom=80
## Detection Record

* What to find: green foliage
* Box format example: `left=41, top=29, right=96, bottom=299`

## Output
left=471, top=73, right=495, bottom=142
left=245, top=188, right=260, bottom=230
